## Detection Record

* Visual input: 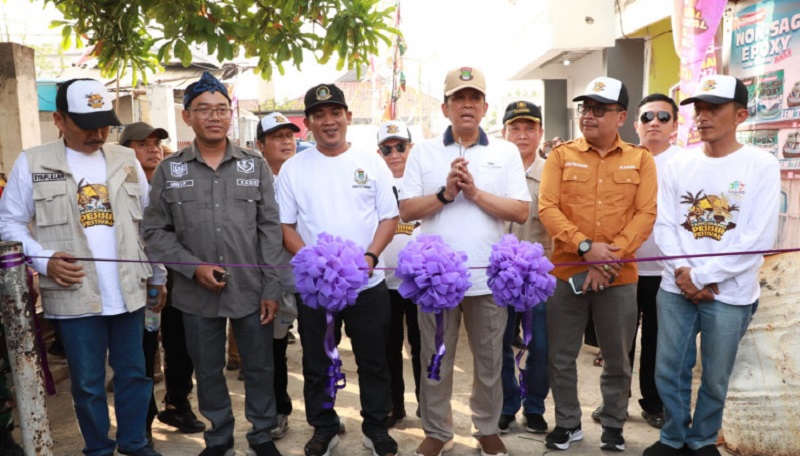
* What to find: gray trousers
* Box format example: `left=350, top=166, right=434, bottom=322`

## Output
left=547, top=280, right=637, bottom=429
left=183, top=311, right=276, bottom=447
left=419, top=294, right=506, bottom=441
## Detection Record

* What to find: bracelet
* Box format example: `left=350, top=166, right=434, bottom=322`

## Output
left=364, top=252, right=379, bottom=266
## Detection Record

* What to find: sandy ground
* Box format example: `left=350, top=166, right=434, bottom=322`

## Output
left=33, top=322, right=711, bottom=456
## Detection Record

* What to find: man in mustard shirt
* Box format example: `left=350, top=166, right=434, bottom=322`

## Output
left=538, top=77, right=657, bottom=452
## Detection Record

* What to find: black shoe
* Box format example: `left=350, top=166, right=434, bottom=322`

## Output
left=199, top=438, right=234, bottom=456
left=521, top=412, right=548, bottom=434
left=600, top=426, right=625, bottom=452
left=591, top=406, right=602, bottom=422
left=692, top=445, right=721, bottom=456
left=0, top=428, right=24, bottom=456
left=643, top=441, right=692, bottom=456
left=118, top=446, right=163, bottom=456
left=247, top=441, right=283, bottom=456
left=363, top=432, right=398, bottom=456
left=642, top=410, right=665, bottom=429
left=498, top=414, right=515, bottom=434
left=47, top=338, right=65, bottom=358
left=157, top=408, right=206, bottom=434
left=545, top=425, right=583, bottom=450
left=238, top=370, right=245, bottom=381
left=304, top=430, right=338, bottom=456
left=384, top=409, right=406, bottom=428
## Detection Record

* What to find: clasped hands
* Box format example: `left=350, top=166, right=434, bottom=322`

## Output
left=442, top=157, right=478, bottom=201
left=674, top=266, right=718, bottom=304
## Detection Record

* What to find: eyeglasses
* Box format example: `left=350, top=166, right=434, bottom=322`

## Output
left=187, top=107, right=234, bottom=117
left=577, top=103, right=625, bottom=117
left=639, top=110, right=672, bottom=124
left=379, top=142, right=408, bottom=156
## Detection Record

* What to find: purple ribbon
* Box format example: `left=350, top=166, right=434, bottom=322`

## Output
left=516, top=310, right=533, bottom=399
left=427, top=311, right=446, bottom=381
left=0, top=253, right=56, bottom=395
left=322, top=311, right=345, bottom=409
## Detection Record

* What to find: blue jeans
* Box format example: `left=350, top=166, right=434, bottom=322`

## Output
left=655, top=289, right=754, bottom=451
left=501, top=302, right=549, bottom=415
left=56, top=309, right=151, bottom=456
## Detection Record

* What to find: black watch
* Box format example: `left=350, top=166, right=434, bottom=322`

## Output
left=436, top=186, right=454, bottom=204
left=578, top=239, right=593, bottom=256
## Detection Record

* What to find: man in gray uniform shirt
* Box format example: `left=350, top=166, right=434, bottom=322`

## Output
left=143, top=71, right=284, bottom=456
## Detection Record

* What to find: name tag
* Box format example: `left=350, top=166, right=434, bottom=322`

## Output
left=33, top=172, right=66, bottom=182
left=166, top=180, right=194, bottom=189
left=237, top=179, right=259, bottom=187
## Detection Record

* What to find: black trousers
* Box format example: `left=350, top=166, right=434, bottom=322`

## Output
left=273, top=334, right=292, bottom=415
left=143, top=329, right=159, bottom=430
left=631, top=275, right=663, bottom=413
left=160, top=269, right=196, bottom=412
left=386, top=289, right=421, bottom=412
left=297, top=281, right=391, bottom=437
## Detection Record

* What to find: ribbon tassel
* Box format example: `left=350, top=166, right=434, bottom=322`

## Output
left=427, top=311, right=447, bottom=381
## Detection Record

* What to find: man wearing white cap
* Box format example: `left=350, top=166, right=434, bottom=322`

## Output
left=539, top=76, right=657, bottom=451
left=400, top=67, right=530, bottom=456
left=375, top=120, right=422, bottom=428
left=645, top=75, right=779, bottom=456
left=254, top=112, right=301, bottom=441
left=0, top=78, right=160, bottom=456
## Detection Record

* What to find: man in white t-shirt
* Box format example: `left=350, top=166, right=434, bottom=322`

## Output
left=400, top=67, right=530, bottom=456
left=375, top=120, right=422, bottom=428
left=277, top=84, right=400, bottom=456
left=0, top=79, right=159, bottom=456
left=645, top=75, right=780, bottom=456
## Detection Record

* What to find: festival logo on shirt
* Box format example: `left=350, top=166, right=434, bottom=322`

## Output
left=77, top=179, right=114, bottom=228
left=680, top=190, right=740, bottom=240
left=396, top=220, right=421, bottom=236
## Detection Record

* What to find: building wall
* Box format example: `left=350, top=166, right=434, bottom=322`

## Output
left=644, top=18, right=680, bottom=96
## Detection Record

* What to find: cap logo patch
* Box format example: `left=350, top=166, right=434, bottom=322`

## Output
left=514, top=107, right=530, bottom=114
left=386, top=125, right=400, bottom=134
left=86, top=93, right=105, bottom=109
left=274, top=115, right=288, bottom=123
left=701, top=79, right=717, bottom=92
left=316, top=86, right=332, bottom=101
left=459, top=68, right=473, bottom=81
left=516, top=101, right=527, bottom=109
left=591, top=82, right=606, bottom=92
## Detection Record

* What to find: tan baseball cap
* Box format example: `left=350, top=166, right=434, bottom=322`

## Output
left=444, top=66, right=486, bottom=97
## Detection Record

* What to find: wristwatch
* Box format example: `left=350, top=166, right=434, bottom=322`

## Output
left=436, top=186, right=454, bottom=204
left=577, top=239, right=593, bottom=256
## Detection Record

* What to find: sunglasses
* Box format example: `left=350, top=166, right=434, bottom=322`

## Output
left=577, top=103, right=625, bottom=118
left=639, top=111, right=672, bottom=124
left=379, top=142, right=408, bottom=156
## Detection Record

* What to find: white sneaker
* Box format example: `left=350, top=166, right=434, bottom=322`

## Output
left=270, top=414, right=288, bottom=440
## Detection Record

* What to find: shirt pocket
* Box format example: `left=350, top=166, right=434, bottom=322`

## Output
left=609, top=170, right=641, bottom=207
left=164, top=187, right=202, bottom=229
left=33, top=181, right=70, bottom=228
left=232, top=186, right=262, bottom=224
left=561, top=168, right=592, bottom=203
left=122, top=182, right=143, bottom=221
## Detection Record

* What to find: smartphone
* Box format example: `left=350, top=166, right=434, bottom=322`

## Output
left=568, top=270, right=615, bottom=295
left=213, top=270, right=229, bottom=283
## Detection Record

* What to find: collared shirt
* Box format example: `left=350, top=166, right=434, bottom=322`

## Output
left=507, top=153, right=552, bottom=258
left=143, top=140, right=284, bottom=318
left=538, top=135, right=657, bottom=284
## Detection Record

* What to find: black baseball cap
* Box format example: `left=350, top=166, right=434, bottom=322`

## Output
left=503, top=101, right=542, bottom=125
left=303, top=84, right=348, bottom=116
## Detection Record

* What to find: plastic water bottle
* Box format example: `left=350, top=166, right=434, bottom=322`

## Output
left=145, top=288, right=161, bottom=332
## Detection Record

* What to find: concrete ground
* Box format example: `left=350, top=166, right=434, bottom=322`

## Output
left=37, top=322, right=715, bottom=456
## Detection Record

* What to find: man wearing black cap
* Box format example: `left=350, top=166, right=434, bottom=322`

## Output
left=144, top=71, right=285, bottom=456
left=539, top=76, right=657, bottom=451
left=497, top=101, right=553, bottom=436
left=276, top=83, right=399, bottom=456
left=645, top=75, right=780, bottom=456
left=400, top=67, right=531, bottom=456
left=0, top=78, right=160, bottom=456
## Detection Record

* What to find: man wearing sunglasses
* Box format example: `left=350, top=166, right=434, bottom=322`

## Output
left=375, top=120, right=423, bottom=429
left=646, top=75, right=779, bottom=456
left=539, top=77, right=657, bottom=452
left=401, top=66, right=530, bottom=456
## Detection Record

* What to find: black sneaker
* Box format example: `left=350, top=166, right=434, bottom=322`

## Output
left=157, top=408, right=206, bottom=433
left=247, top=441, right=282, bottom=456
left=199, top=438, right=234, bottom=456
left=117, top=447, right=163, bottom=456
left=521, top=412, right=548, bottom=434
left=692, top=445, right=721, bottom=456
left=643, top=441, right=692, bottom=456
left=600, top=427, right=625, bottom=452
left=498, top=414, right=515, bottom=434
left=363, top=433, right=398, bottom=456
left=641, top=410, right=665, bottom=429
left=304, top=431, right=338, bottom=456
left=545, top=425, right=583, bottom=450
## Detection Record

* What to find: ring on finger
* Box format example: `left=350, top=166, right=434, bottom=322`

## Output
left=603, top=265, right=611, bottom=272
left=599, top=285, right=605, bottom=291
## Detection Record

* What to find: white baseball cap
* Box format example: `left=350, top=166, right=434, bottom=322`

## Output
left=257, top=112, right=300, bottom=139
left=377, top=120, right=411, bottom=145
left=680, top=75, right=749, bottom=106
left=56, top=79, right=122, bottom=130
left=572, top=77, right=629, bottom=109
